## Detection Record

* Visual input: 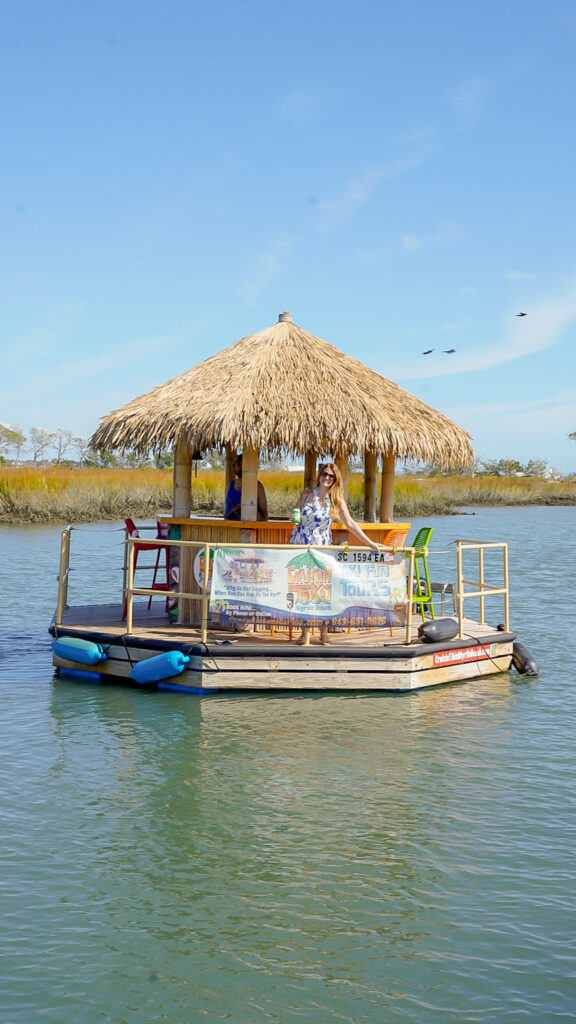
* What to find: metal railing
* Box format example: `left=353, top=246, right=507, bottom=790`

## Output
left=454, top=539, right=509, bottom=637
left=55, top=529, right=510, bottom=645
left=123, top=536, right=418, bottom=644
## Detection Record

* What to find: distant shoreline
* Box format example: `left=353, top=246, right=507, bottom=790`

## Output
left=1, top=466, right=574, bottom=525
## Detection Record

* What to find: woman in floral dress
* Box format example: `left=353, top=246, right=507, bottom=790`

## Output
left=290, top=463, right=382, bottom=643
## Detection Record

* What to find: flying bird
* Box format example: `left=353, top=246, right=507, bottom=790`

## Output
left=516, top=312, right=527, bottom=316
left=422, top=348, right=434, bottom=355
left=443, top=349, right=456, bottom=354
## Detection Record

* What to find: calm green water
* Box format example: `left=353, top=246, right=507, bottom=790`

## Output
left=1, top=508, right=574, bottom=1023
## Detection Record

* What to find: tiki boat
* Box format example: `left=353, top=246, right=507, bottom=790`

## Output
left=50, top=312, right=534, bottom=692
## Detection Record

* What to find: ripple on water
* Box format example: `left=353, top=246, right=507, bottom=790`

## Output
left=1, top=510, right=576, bottom=1022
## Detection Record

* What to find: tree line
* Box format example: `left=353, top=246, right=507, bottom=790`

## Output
left=0, top=424, right=170, bottom=469
left=1, top=422, right=573, bottom=477
left=0, top=425, right=290, bottom=470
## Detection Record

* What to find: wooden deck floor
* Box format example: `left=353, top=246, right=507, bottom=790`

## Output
left=55, top=601, right=500, bottom=650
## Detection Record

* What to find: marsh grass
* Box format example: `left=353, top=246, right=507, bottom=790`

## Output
left=0, top=466, right=574, bottom=524
left=0, top=467, right=172, bottom=524
left=416, top=475, right=576, bottom=508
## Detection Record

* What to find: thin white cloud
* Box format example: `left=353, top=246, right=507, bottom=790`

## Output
left=386, top=285, right=576, bottom=380
left=398, top=319, right=470, bottom=341
left=401, top=222, right=461, bottom=253
left=194, top=153, right=246, bottom=189
left=352, top=247, right=385, bottom=267
left=0, top=317, right=218, bottom=427
left=441, top=389, right=576, bottom=470
left=386, top=125, right=439, bottom=148
left=448, top=75, right=493, bottom=122
left=462, top=399, right=576, bottom=463
left=235, top=236, right=295, bottom=304
left=402, top=235, right=423, bottom=252
left=506, top=269, right=537, bottom=281
left=278, top=89, right=343, bottom=123
left=0, top=303, right=83, bottom=366
left=314, top=156, right=428, bottom=232
left=0, top=339, right=171, bottom=410
left=447, top=388, right=576, bottom=421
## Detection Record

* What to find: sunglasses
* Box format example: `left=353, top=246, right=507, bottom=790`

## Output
left=320, top=471, right=335, bottom=481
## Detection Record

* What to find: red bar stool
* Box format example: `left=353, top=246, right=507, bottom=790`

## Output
left=122, top=518, right=170, bottom=619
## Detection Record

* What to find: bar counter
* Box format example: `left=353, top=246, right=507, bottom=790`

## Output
left=158, top=516, right=411, bottom=624
left=160, top=516, right=411, bottom=548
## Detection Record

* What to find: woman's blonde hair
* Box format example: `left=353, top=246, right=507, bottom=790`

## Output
left=315, top=462, right=344, bottom=518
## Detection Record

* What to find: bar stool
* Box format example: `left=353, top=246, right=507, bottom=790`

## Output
left=406, top=526, right=435, bottom=622
left=122, top=518, right=170, bottom=619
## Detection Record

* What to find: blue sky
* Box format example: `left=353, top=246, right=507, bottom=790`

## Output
left=1, top=0, right=575, bottom=471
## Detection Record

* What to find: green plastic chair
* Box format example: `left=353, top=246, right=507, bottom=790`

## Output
left=405, top=526, right=435, bottom=622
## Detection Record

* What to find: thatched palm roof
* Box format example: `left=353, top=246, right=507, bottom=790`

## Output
left=90, top=313, right=473, bottom=467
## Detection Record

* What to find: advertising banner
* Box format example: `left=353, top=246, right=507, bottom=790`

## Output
left=209, top=547, right=407, bottom=628
left=432, top=645, right=496, bottom=667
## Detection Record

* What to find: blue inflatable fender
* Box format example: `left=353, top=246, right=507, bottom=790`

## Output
left=130, top=651, right=191, bottom=685
left=52, top=636, right=107, bottom=665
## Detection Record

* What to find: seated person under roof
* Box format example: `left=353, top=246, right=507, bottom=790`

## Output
left=225, top=455, right=268, bottom=521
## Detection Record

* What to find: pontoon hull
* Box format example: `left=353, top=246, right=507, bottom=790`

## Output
left=50, top=624, right=515, bottom=693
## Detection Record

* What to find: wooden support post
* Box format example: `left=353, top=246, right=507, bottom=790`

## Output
left=304, top=451, right=317, bottom=491
left=121, top=523, right=129, bottom=602
left=334, top=455, right=348, bottom=501
left=172, top=441, right=192, bottom=517
left=364, top=451, right=378, bottom=522
left=379, top=451, right=395, bottom=522
left=241, top=447, right=258, bottom=521
left=56, top=527, right=72, bottom=626
left=225, top=444, right=235, bottom=496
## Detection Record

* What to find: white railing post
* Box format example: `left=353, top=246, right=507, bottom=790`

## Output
left=478, top=546, right=485, bottom=625
left=454, top=540, right=510, bottom=637
left=456, top=541, right=464, bottom=638
left=503, top=543, right=510, bottom=632
left=405, top=548, right=414, bottom=643
left=201, top=542, right=210, bottom=644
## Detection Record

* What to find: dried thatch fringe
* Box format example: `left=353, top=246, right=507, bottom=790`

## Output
left=89, top=317, right=473, bottom=468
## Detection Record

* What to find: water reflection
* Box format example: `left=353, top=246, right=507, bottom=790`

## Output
left=47, top=678, right=525, bottom=914
left=43, top=669, right=572, bottom=1022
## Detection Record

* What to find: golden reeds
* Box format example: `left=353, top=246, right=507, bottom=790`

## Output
left=1, top=467, right=573, bottom=525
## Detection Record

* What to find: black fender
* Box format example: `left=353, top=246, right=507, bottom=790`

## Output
left=418, top=618, right=460, bottom=643
left=511, top=642, right=539, bottom=676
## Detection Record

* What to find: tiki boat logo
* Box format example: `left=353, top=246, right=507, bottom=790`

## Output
left=286, top=550, right=333, bottom=609
left=219, top=548, right=274, bottom=585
